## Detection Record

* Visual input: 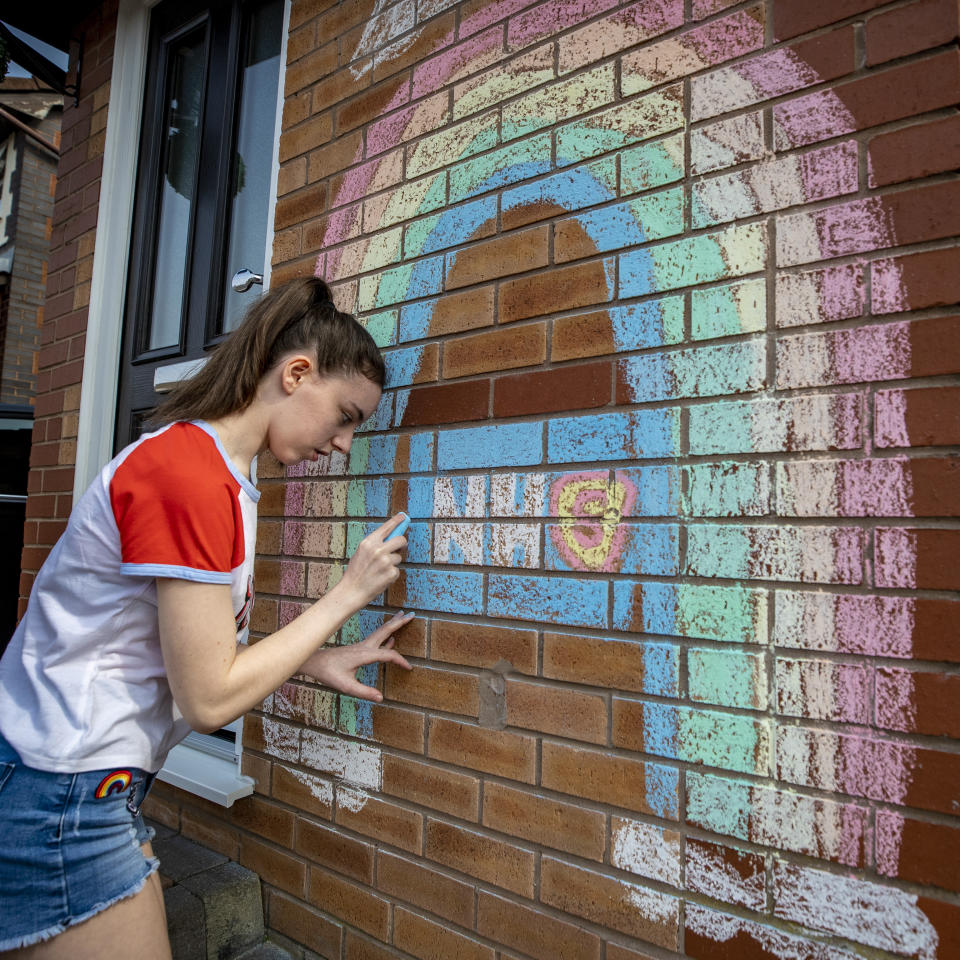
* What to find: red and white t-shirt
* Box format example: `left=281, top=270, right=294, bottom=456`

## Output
left=0, top=421, right=259, bottom=773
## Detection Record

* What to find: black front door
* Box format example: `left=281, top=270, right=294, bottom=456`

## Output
left=116, top=0, right=283, bottom=448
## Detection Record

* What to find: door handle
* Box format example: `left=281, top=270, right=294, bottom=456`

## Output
left=231, top=268, right=263, bottom=293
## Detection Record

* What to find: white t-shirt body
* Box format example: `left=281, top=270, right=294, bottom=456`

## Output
left=0, top=421, right=259, bottom=773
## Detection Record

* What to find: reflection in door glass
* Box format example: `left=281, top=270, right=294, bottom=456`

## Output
left=221, top=0, right=283, bottom=334
left=149, top=30, right=206, bottom=351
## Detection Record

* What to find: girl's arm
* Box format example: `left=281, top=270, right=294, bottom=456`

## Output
left=157, top=513, right=410, bottom=733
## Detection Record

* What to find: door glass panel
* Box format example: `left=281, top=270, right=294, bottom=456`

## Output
left=220, top=0, right=283, bottom=334
left=148, top=28, right=206, bottom=351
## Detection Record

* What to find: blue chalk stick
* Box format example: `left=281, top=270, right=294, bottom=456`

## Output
left=392, top=514, right=411, bottom=538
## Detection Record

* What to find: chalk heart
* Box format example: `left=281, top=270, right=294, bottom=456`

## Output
left=550, top=475, right=637, bottom=572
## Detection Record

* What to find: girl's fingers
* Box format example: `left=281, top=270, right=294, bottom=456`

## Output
left=342, top=678, right=384, bottom=702
left=382, top=649, right=413, bottom=671
left=368, top=611, right=415, bottom=645
left=377, top=512, right=410, bottom=543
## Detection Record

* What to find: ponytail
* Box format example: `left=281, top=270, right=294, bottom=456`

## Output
left=151, top=277, right=385, bottom=426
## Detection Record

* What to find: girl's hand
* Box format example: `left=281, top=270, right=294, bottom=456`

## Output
left=299, top=611, right=415, bottom=701
left=340, top=513, right=409, bottom=608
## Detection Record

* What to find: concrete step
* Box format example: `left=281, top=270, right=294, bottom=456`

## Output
left=149, top=821, right=292, bottom=960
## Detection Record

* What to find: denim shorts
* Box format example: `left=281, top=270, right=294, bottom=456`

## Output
left=0, top=731, right=159, bottom=950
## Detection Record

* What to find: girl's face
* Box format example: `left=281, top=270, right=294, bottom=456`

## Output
left=268, top=366, right=382, bottom=466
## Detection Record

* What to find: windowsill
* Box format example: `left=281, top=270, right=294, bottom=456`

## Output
left=157, top=741, right=254, bottom=807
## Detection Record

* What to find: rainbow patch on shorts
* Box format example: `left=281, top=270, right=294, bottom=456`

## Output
left=94, top=770, right=132, bottom=798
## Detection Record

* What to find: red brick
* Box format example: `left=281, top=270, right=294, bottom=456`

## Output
left=774, top=0, right=889, bottom=40
left=541, top=741, right=677, bottom=817
left=239, top=836, right=306, bottom=897
left=334, top=789, right=423, bottom=854
left=285, top=41, right=337, bottom=97
left=141, top=792, right=180, bottom=832
left=606, top=946, right=659, bottom=960
left=286, top=20, right=316, bottom=64
left=269, top=254, right=321, bottom=287
left=445, top=227, right=549, bottom=289
left=917, top=898, right=960, bottom=960
left=393, top=907, right=494, bottom=960
left=499, top=258, right=613, bottom=320
left=427, top=717, right=536, bottom=783
left=308, top=866, right=390, bottom=940
left=876, top=667, right=960, bottom=737
left=282, top=90, right=311, bottom=131
left=540, top=857, right=679, bottom=950
left=384, top=663, right=480, bottom=715
left=396, top=379, right=489, bottom=427
left=544, top=631, right=664, bottom=693
left=552, top=310, right=623, bottom=362
left=376, top=851, right=475, bottom=928
left=866, top=0, right=960, bottom=66
left=910, top=598, right=960, bottom=663
left=275, top=181, right=329, bottom=230
left=45, top=291, right=75, bottom=323
left=176, top=807, right=239, bottom=859
left=404, top=285, right=495, bottom=338
left=476, top=891, right=602, bottom=960
left=308, top=131, right=363, bottom=183
left=372, top=13, right=456, bottom=84
left=25, top=495, right=57, bottom=519
left=871, top=248, right=960, bottom=310
left=481, top=782, right=605, bottom=860
left=229, top=795, right=295, bottom=846
left=269, top=892, right=342, bottom=957
left=381, top=754, right=480, bottom=821
left=288, top=0, right=339, bottom=31
left=344, top=931, right=401, bottom=960
left=501, top=198, right=568, bottom=232
left=29, top=443, right=61, bottom=468
left=279, top=113, right=334, bottom=163
left=685, top=837, right=766, bottom=910
left=877, top=810, right=960, bottom=892
left=442, top=323, right=546, bottom=378
left=505, top=677, right=607, bottom=743
left=296, top=815, right=374, bottom=883
left=355, top=701, right=425, bottom=754
left=335, top=77, right=410, bottom=133
left=431, top=619, right=538, bottom=675
left=425, top=819, right=534, bottom=897
left=316, top=0, right=378, bottom=40
left=876, top=386, right=960, bottom=447
left=493, top=361, right=611, bottom=418
left=240, top=753, right=270, bottom=796
left=249, top=596, right=278, bottom=635
left=877, top=527, right=960, bottom=590
left=41, top=468, right=74, bottom=493
left=797, top=49, right=960, bottom=146
left=271, top=763, right=333, bottom=819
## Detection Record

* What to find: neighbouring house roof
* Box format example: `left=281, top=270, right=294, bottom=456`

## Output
left=0, top=80, right=62, bottom=121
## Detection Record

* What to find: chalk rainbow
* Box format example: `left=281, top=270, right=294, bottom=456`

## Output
left=280, top=1, right=949, bottom=954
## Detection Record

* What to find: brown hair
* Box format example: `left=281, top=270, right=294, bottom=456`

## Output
left=152, top=277, right=385, bottom=425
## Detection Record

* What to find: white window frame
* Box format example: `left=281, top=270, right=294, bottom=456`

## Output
left=74, top=0, right=290, bottom=806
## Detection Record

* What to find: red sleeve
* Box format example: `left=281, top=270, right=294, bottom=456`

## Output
left=109, top=424, right=244, bottom=583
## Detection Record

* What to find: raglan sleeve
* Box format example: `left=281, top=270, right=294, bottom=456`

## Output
left=109, top=442, right=241, bottom=584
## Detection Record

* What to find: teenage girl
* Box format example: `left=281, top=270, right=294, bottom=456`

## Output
left=0, top=278, right=412, bottom=958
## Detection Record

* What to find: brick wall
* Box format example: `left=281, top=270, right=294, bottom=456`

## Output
left=143, top=1, right=960, bottom=958
left=18, top=4, right=117, bottom=614
left=0, top=101, right=61, bottom=407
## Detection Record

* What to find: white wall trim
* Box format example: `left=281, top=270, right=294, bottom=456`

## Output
left=262, top=0, right=291, bottom=290
left=73, top=0, right=156, bottom=498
